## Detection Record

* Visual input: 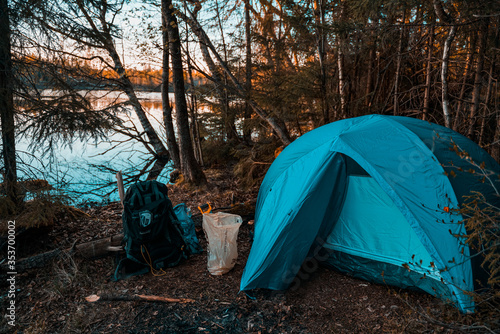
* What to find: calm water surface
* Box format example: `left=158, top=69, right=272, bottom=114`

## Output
left=17, top=91, right=174, bottom=206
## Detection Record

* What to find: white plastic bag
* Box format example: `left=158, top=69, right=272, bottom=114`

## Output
left=202, top=212, right=243, bottom=275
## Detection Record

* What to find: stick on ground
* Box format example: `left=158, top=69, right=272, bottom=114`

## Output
left=85, top=294, right=195, bottom=304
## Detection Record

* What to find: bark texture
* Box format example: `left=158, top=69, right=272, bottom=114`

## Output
left=0, top=0, right=20, bottom=209
left=165, top=0, right=206, bottom=185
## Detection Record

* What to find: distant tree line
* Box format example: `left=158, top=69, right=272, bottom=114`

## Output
left=13, top=55, right=205, bottom=91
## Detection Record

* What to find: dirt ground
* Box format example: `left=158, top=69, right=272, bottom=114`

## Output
left=0, top=168, right=494, bottom=333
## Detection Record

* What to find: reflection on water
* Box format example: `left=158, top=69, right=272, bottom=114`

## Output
left=17, top=91, right=174, bottom=206
left=141, top=100, right=163, bottom=110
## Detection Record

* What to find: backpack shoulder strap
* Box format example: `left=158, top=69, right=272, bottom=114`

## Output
left=151, top=181, right=166, bottom=202
left=126, top=183, right=145, bottom=208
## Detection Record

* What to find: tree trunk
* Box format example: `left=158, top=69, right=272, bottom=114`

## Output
left=184, top=33, right=204, bottom=166
left=214, top=0, right=238, bottom=141
left=365, top=23, right=376, bottom=109
left=453, top=33, right=476, bottom=131
left=488, top=18, right=500, bottom=163
left=440, top=24, right=457, bottom=128
left=181, top=3, right=230, bottom=150
left=161, top=0, right=181, bottom=170
left=186, top=20, right=236, bottom=145
left=314, top=0, right=329, bottom=124
left=434, top=0, right=457, bottom=128
left=479, top=20, right=499, bottom=146
left=106, top=47, right=169, bottom=160
left=337, top=1, right=347, bottom=118
left=337, top=41, right=346, bottom=118
left=90, top=6, right=170, bottom=178
left=479, top=56, right=495, bottom=146
left=165, top=0, right=206, bottom=186
left=393, top=11, right=406, bottom=116
left=243, top=0, right=253, bottom=143
left=423, top=24, right=434, bottom=121
left=0, top=0, right=20, bottom=209
left=467, top=18, right=489, bottom=139
left=178, top=8, right=292, bottom=146
left=492, top=115, right=500, bottom=163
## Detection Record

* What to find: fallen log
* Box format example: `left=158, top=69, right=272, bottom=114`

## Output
left=85, top=293, right=195, bottom=304
left=0, top=233, right=124, bottom=273
left=72, top=234, right=124, bottom=259
left=5, top=248, right=62, bottom=271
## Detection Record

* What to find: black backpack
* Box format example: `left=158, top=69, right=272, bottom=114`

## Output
left=114, top=181, right=187, bottom=280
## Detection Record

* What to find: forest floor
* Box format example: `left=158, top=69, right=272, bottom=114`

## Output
left=0, top=167, right=495, bottom=333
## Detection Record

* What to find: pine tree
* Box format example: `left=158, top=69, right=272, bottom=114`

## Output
left=0, top=0, right=20, bottom=210
left=164, top=0, right=206, bottom=186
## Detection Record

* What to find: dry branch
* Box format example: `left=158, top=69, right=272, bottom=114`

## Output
left=85, top=293, right=195, bottom=304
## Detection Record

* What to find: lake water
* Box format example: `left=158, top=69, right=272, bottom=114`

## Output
left=17, top=91, right=175, bottom=206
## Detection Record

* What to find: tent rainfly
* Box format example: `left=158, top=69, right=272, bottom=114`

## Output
left=240, top=115, right=500, bottom=313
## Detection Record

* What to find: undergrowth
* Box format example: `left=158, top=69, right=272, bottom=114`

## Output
left=459, top=192, right=500, bottom=330
left=201, top=139, right=238, bottom=167
left=200, top=137, right=280, bottom=189
left=233, top=140, right=280, bottom=188
left=405, top=159, right=500, bottom=332
left=0, top=188, right=87, bottom=228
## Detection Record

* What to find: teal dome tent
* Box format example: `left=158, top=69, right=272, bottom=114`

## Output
left=240, top=115, right=499, bottom=313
